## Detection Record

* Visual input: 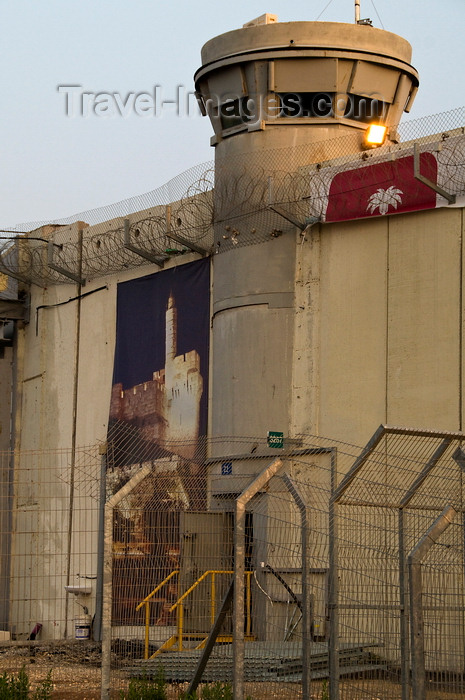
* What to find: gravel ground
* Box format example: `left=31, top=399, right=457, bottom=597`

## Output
left=0, top=643, right=463, bottom=699
left=0, top=642, right=102, bottom=699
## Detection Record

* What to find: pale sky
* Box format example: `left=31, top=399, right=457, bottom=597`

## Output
left=1, top=0, right=464, bottom=227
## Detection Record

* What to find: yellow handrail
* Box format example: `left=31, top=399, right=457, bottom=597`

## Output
left=135, top=570, right=179, bottom=659
left=135, top=570, right=179, bottom=611
left=168, top=569, right=232, bottom=612
left=136, top=569, right=253, bottom=659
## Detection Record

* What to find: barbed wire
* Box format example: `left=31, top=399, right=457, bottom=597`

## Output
left=1, top=106, right=464, bottom=286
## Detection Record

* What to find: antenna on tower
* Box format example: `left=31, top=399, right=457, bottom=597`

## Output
left=355, top=0, right=373, bottom=26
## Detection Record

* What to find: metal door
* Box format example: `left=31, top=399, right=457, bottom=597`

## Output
left=179, top=511, right=234, bottom=633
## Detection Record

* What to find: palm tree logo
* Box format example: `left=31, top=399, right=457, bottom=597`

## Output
left=367, top=186, right=403, bottom=215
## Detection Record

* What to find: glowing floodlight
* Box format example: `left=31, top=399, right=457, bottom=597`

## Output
left=365, top=123, right=387, bottom=147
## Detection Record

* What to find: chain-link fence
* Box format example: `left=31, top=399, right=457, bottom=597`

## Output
left=0, top=444, right=103, bottom=697
left=332, top=426, right=465, bottom=700
left=98, top=426, right=465, bottom=699
left=0, top=428, right=464, bottom=698
left=1, top=106, right=464, bottom=288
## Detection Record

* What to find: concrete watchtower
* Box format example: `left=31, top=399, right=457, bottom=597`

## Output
left=194, top=14, right=419, bottom=455
left=195, top=15, right=418, bottom=162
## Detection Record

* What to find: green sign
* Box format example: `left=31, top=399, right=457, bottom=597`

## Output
left=267, top=431, right=284, bottom=449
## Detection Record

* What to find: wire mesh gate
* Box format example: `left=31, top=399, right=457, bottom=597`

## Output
left=0, top=429, right=464, bottom=698
left=100, top=427, right=465, bottom=699
left=331, top=426, right=465, bottom=700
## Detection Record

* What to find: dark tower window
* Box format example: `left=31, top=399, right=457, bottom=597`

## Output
left=219, top=97, right=254, bottom=129
left=277, top=92, right=387, bottom=123
left=344, top=94, right=387, bottom=123
left=278, top=92, right=334, bottom=118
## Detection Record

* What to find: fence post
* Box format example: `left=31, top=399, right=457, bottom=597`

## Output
left=328, top=428, right=390, bottom=700
left=328, top=447, right=339, bottom=700
left=282, top=473, right=311, bottom=700
left=100, top=465, right=151, bottom=700
left=94, top=446, right=107, bottom=642
left=233, top=458, right=282, bottom=700
left=398, top=438, right=452, bottom=700
left=398, top=508, right=410, bottom=700
left=408, top=504, right=456, bottom=700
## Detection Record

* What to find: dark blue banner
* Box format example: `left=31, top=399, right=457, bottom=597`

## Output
left=109, top=257, right=210, bottom=464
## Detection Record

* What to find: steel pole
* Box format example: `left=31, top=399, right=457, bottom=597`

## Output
left=283, top=474, right=311, bottom=700
left=233, top=458, right=282, bottom=700
left=93, top=448, right=107, bottom=642
left=100, top=465, right=151, bottom=700
left=408, top=505, right=456, bottom=700
left=398, top=508, right=410, bottom=700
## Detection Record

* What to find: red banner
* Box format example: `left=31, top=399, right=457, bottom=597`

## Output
left=325, top=152, right=438, bottom=223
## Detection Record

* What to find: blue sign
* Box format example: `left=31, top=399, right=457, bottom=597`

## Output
left=221, top=461, right=233, bottom=475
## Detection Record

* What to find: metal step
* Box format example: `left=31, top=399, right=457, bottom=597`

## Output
left=127, top=641, right=386, bottom=683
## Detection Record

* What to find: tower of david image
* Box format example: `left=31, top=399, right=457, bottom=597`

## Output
left=110, top=292, right=204, bottom=462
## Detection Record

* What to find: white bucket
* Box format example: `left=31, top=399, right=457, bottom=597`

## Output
left=74, top=615, right=91, bottom=640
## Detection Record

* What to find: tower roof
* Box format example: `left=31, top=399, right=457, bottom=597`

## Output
left=198, top=21, right=416, bottom=77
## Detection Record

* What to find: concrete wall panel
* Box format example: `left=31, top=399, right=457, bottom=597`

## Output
left=0, top=348, right=12, bottom=452
left=387, top=208, right=462, bottom=430
left=211, top=305, right=293, bottom=448
left=20, top=285, right=78, bottom=452
left=75, top=282, right=115, bottom=447
left=213, top=235, right=294, bottom=309
left=319, top=218, right=388, bottom=446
